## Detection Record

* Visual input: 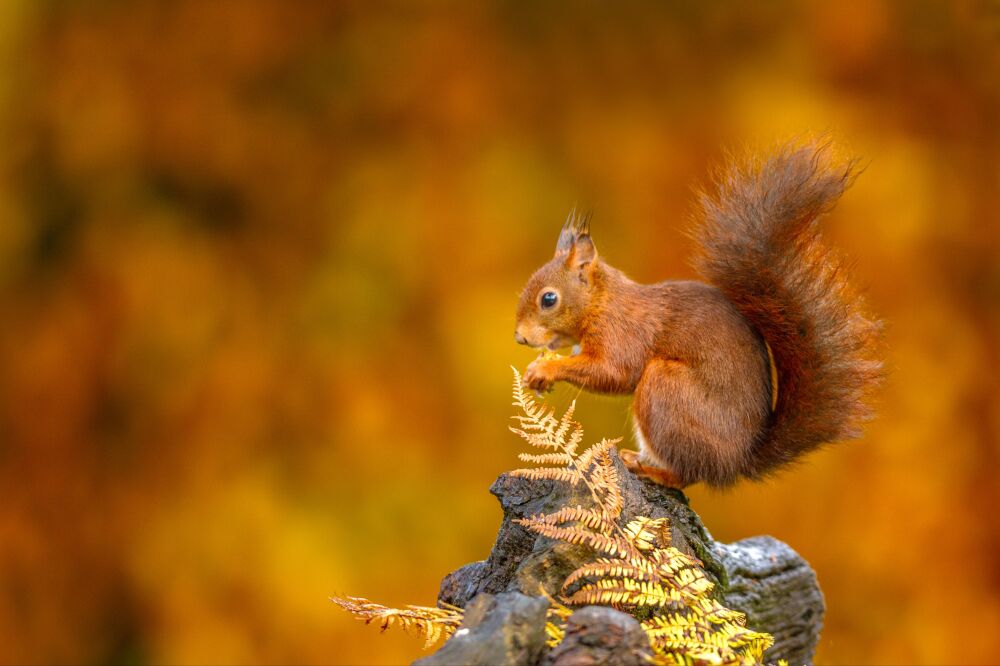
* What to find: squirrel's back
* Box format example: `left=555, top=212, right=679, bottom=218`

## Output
left=692, top=141, right=882, bottom=478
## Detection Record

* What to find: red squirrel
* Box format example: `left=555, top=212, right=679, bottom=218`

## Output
left=514, top=142, right=882, bottom=488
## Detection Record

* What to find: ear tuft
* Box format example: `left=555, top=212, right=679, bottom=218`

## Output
left=555, top=208, right=594, bottom=256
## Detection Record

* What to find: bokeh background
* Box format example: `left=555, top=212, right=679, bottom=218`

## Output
left=0, top=1, right=997, bottom=664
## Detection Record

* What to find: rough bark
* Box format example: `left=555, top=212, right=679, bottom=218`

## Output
left=414, top=593, right=548, bottom=666
left=432, top=448, right=824, bottom=665
left=543, top=606, right=653, bottom=666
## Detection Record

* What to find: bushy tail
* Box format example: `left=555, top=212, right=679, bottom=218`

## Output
left=692, top=141, right=882, bottom=476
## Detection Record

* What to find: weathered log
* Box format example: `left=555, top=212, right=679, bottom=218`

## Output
left=433, top=448, right=824, bottom=665
left=414, top=592, right=548, bottom=666
left=543, top=606, right=653, bottom=666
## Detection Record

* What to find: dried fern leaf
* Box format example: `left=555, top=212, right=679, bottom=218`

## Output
left=544, top=620, right=565, bottom=648
left=330, top=595, right=463, bottom=649
left=574, top=437, right=606, bottom=470
left=553, top=399, right=576, bottom=437
left=642, top=613, right=773, bottom=664
left=510, top=467, right=581, bottom=485
left=553, top=401, right=579, bottom=455
left=623, top=516, right=670, bottom=552
left=565, top=578, right=684, bottom=608
left=649, top=547, right=701, bottom=573
left=529, top=505, right=618, bottom=533
left=645, top=622, right=773, bottom=665
left=562, top=557, right=663, bottom=591
left=518, top=452, right=574, bottom=465
left=666, top=565, right=716, bottom=597
left=515, top=520, right=635, bottom=558
left=591, top=441, right=624, bottom=516
left=508, top=428, right=564, bottom=451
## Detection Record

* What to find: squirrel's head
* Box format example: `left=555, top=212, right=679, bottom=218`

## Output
left=515, top=210, right=599, bottom=350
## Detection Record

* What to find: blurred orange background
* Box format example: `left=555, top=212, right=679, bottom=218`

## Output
left=0, top=1, right=997, bottom=664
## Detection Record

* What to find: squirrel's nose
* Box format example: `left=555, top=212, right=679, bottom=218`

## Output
left=514, top=331, right=527, bottom=345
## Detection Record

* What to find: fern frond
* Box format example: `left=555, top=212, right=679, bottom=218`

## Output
left=515, top=520, right=635, bottom=559
left=565, top=578, right=684, bottom=608
left=508, top=428, right=566, bottom=451
left=726, top=625, right=774, bottom=655
left=538, top=585, right=573, bottom=648
left=566, top=426, right=584, bottom=457
left=689, top=598, right=748, bottom=626
left=568, top=438, right=625, bottom=520
left=649, top=547, right=701, bottom=573
left=331, top=595, right=463, bottom=649
left=510, top=467, right=581, bottom=485
left=592, top=440, right=624, bottom=516
left=562, top=557, right=661, bottom=589
left=529, top=505, right=619, bottom=533
left=667, top=565, right=716, bottom=598
left=510, top=368, right=560, bottom=433
left=518, top=452, right=574, bottom=465
left=643, top=614, right=774, bottom=665
left=553, top=401, right=581, bottom=456
left=544, top=620, right=565, bottom=648
left=623, top=516, right=670, bottom=552
left=573, top=440, right=601, bottom=471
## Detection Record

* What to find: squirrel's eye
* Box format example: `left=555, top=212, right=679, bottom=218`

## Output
left=540, top=291, right=558, bottom=309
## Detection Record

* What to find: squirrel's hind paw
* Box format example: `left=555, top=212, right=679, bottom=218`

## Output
left=619, top=448, right=642, bottom=468
left=620, top=449, right=688, bottom=489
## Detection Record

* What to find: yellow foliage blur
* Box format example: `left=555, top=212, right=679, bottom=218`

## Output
left=0, top=2, right=996, bottom=664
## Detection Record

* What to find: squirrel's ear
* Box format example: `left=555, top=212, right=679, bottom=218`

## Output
left=567, top=234, right=597, bottom=271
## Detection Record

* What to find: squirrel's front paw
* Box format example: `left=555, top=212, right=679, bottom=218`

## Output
left=523, top=359, right=556, bottom=392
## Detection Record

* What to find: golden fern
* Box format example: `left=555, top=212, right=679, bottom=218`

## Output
left=329, top=596, right=463, bottom=649
left=509, top=367, right=774, bottom=665
left=331, top=592, right=579, bottom=652
left=509, top=369, right=623, bottom=518
left=540, top=588, right=574, bottom=648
